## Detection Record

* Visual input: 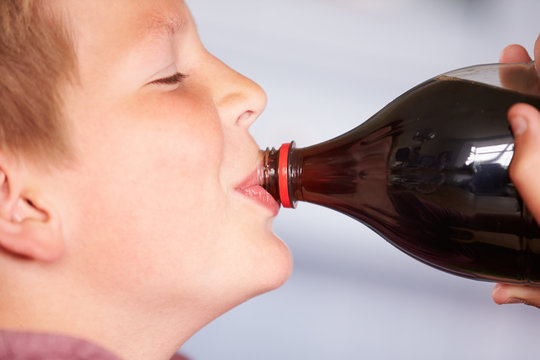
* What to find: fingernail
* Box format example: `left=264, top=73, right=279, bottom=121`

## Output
left=505, top=297, right=527, bottom=304
left=510, top=116, right=527, bottom=136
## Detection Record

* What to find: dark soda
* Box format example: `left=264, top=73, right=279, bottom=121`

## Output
left=261, top=73, right=540, bottom=284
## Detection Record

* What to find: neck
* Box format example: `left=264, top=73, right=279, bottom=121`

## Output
left=0, top=268, right=213, bottom=360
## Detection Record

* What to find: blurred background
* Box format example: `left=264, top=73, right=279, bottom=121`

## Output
left=182, top=0, right=540, bottom=359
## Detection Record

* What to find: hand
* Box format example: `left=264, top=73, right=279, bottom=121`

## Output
left=492, top=35, right=540, bottom=308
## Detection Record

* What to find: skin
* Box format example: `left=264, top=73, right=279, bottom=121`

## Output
left=492, top=35, right=540, bottom=307
left=0, top=1, right=291, bottom=359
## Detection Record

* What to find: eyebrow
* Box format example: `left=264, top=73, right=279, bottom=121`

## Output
left=139, top=13, right=187, bottom=41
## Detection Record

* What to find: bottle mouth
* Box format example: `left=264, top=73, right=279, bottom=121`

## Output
left=278, top=142, right=293, bottom=208
left=257, top=142, right=296, bottom=208
left=257, top=147, right=281, bottom=206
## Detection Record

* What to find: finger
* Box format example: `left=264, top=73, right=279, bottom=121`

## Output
left=492, top=283, right=540, bottom=308
left=508, top=103, right=540, bottom=221
left=500, top=44, right=532, bottom=64
left=498, top=45, right=538, bottom=94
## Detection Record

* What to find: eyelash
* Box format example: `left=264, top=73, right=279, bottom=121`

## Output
left=151, top=72, right=188, bottom=86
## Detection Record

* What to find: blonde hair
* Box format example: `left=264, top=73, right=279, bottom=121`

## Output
left=0, top=0, right=76, bottom=165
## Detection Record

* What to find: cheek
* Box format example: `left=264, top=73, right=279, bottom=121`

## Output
left=64, top=90, right=228, bottom=291
left=112, top=92, right=226, bottom=238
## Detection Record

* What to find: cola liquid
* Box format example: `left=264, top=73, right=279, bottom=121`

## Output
left=260, top=67, right=540, bottom=284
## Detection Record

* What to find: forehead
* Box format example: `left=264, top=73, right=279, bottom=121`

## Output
left=61, top=0, right=190, bottom=54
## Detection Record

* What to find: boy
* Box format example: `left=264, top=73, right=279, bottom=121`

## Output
left=0, top=1, right=292, bottom=359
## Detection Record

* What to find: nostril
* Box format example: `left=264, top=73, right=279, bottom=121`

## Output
left=236, top=110, right=255, bottom=127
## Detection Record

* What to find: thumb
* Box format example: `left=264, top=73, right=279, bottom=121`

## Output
left=508, top=103, right=540, bottom=221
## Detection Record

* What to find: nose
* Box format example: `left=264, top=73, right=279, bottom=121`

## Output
left=207, top=53, right=267, bottom=128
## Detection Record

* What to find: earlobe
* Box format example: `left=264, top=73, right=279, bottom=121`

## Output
left=0, top=163, right=64, bottom=262
left=0, top=198, right=64, bottom=262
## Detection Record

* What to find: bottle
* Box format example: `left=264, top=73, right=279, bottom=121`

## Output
left=259, top=62, right=540, bottom=284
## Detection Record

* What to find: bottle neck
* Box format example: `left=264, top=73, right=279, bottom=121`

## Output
left=258, top=141, right=300, bottom=208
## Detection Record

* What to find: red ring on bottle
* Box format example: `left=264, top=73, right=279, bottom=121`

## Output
left=278, top=143, right=292, bottom=208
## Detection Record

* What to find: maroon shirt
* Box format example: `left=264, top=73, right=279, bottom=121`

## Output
left=0, top=331, right=189, bottom=360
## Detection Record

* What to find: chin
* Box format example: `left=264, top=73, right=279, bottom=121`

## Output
left=252, top=232, right=294, bottom=295
left=211, top=210, right=294, bottom=306
left=189, top=232, right=293, bottom=331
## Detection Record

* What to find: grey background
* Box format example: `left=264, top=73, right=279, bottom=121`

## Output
left=182, top=0, right=540, bottom=359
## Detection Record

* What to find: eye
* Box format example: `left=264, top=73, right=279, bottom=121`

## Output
left=149, top=72, right=188, bottom=86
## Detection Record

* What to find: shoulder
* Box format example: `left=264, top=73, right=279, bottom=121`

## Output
left=171, top=353, right=192, bottom=360
left=0, top=330, right=121, bottom=360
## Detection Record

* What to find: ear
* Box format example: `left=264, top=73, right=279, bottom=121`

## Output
left=0, top=162, right=64, bottom=262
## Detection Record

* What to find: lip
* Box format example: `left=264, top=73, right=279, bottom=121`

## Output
left=235, top=170, right=280, bottom=216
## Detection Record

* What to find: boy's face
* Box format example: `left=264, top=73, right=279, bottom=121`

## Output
left=52, top=0, right=292, bottom=319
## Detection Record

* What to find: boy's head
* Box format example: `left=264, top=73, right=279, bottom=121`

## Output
left=0, top=1, right=292, bottom=358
